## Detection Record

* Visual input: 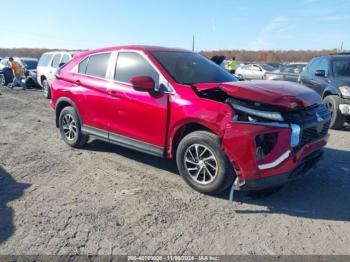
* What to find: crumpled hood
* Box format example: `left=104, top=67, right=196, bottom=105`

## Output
left=193, top=80, right=322, bottom=110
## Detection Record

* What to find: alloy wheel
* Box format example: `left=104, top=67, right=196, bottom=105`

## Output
left=62, top=114, right=77, bottom=141
left=183, top=144, right=218, bottom=185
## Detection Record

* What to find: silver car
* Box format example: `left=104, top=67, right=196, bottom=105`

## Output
left=236, top=64, right=275, bottom=80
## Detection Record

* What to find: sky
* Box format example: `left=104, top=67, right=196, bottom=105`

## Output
left=1, top=0, right=349, bottom=51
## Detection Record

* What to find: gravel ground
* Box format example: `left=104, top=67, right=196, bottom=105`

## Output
left=0, top=86, right=349, bottom=255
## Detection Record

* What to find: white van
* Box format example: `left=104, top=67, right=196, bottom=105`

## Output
left=37, top=51, right=75, bottom=98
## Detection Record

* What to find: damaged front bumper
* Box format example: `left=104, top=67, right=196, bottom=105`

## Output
left=240, top=148, right=324, bottom=190
left=222, top=120, right=329, bottom=191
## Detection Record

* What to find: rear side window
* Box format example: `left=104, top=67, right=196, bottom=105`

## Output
left=38, top=54, right=53, bottom=67
left=115, top=52, right=159, bottom=85
left=61, top=54, right=71, bottom=65
left=51, top=54, right=62, bottom=68
left=85, top=53, right=111, bottom=78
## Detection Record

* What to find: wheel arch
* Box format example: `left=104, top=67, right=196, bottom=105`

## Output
left=322, top=86, right=340, bottom=99
left=40, top=75, right=47, bottom=84
left=55, top=97, right=82, bottom=128
left=168, top=121, right=220, bottom=159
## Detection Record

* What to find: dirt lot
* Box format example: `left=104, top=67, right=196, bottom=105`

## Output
left=0, top=86, right=349, bottom=255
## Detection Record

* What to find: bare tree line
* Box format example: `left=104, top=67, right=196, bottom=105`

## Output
left=0, top=48, right=85, bottom=59
left=200, top=49, right=345, bottom=63
left=1, top=48, right=347, bottom=62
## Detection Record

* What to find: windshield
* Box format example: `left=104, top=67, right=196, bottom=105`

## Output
left=260, top=64, right=275, bottom=71
left=332, top=59, right=350, bottom=77
left=22, top=60, right=38, bottom=70
left=151, top=51, right=237, bottom=85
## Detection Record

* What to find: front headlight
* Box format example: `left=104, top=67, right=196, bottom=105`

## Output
left=231, top=103, right=284, bottom=122
left=339, top=86, right=350, bottom=98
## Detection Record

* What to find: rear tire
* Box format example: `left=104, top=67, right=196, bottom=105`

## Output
left=43, top=79, right=51, bottom=99
left=323, top=95, right=345, bottom=129
left=25, top=78, right=34, bottom=89
left=176, top=131, right=234, bottom=194
left=59, top=106, right=88, bottom=148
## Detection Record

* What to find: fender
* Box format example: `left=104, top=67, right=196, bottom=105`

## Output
left=322, top=85, right=341, bottom=98
left=55, top=97, right=82, bottom=128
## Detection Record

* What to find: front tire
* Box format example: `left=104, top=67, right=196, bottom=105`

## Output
left=43, top=79, right=51, bottom=99
left=59, top=106, right=88, bottom=148
left=176, top=131, right=234, bottom=194
left=323, top=95, right=345, bottom=129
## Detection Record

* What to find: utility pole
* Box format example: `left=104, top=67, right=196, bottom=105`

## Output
left=192, top=34, right=195, bottom=52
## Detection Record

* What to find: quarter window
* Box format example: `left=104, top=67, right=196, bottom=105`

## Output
left=115, top=52, right=159, bottom=85
left=85, top=53, right=111, bottom=78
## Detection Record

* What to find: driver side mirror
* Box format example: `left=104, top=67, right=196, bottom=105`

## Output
left=59, top=62, right=66, bottom=68
left=315, top=69, right=325, bottom=77
left=130, top=76, right=155, bottom=91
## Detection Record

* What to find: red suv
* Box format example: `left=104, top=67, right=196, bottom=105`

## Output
left=51, top=46, right=331, bottom=194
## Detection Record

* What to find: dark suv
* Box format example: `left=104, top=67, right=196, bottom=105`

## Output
left=299, top=54, right=350, bottom=129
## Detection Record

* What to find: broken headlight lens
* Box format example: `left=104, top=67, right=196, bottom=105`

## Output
left=231, top=103, right=284, bottom=122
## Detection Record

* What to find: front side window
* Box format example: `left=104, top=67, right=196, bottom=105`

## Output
left=151, top=51, right=237, bottom=85
left=38, top=54, right=53, bottom=67
left=332, top=59, right=350, bottom=77
left=317, top=59, right=329, bottom=75
left=51, top=54, right=62, bottom=68
left=115, top=52, right=159, bottom=85
left=307, top=58, right=321, bottom=73
left=85, top=53, right=111, bottom=78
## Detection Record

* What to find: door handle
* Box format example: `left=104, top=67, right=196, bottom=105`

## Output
left=107, top=89, right=120, bottom=97
left=75, top=79, right=81, bottom=84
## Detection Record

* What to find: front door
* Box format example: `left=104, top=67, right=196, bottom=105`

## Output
left=106, top=51, right=169, bottom=154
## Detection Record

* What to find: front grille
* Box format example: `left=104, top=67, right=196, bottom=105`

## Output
left=284, top=104, right=331, bottom=126
left=284, top=104, right=331, bottom=147
left=300, top=122, right=330, bottom=146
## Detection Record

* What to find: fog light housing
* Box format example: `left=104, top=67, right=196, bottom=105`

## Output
left=255, top=132, right=278, bottom=160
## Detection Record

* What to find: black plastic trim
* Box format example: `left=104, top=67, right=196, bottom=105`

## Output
left=81, top=125, right=164, bottom=157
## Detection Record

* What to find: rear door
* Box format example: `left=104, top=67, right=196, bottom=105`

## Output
left=47, top=53, right=62, bottom=85
left=106, top=51, right=169, bottom=152
left=37, top=53, right=53, bottom=86
left=75, top=52, right=112, bottom=131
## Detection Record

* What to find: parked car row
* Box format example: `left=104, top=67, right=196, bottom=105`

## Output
left=0, top=51, right=76, bottom=91
left=264, top=63, right=307, bottom=82
left=0, top=57, right=40, bottom=88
